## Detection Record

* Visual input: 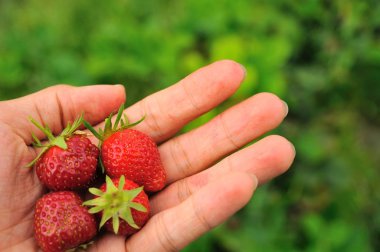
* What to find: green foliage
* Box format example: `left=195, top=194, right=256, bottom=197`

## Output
left=1, top=0, right=379, bottom=250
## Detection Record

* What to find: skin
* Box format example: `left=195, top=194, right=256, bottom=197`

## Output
left=0, top=60, right=295, bottom=252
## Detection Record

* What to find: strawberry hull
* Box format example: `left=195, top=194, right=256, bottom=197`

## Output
left=84, top=176, right=150, bottom=236
left=100, top=178, right=150, bottom=236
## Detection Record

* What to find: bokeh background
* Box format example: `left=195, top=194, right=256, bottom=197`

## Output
left=1, top=0, right=380, bottom=251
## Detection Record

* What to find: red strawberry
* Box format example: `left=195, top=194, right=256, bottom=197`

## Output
left=84, top=104, right=166, bottom=192
left=34, top=191, right=97, bottom=252
left=102, top=129, right=165, bottom=192
left=27, top=116, right=99, bottom=191
left=84, top=175, right=150, bottom=236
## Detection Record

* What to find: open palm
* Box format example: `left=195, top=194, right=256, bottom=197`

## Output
left=0, top=60, right=295, bottom=252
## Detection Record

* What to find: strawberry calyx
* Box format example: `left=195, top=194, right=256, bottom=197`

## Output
left=26, top=114, right=84, bottom=168
left=83, top=175, right=147, bottom=234
left=83, top=103, right=144, bottom=142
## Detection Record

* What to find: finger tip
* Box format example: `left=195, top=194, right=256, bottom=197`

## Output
left=254, top=135, right=296, bottom=184
left=108, top=84, right=126, bottom=101
left=114, top=83, right=126, bottom=93
left=252, top=92, right=288, bottom=125
left=225, top=172, right=257, bottom=203
left=76, top=84, right=126, bottom=124
left=215, top=59, right=246, bottom=83
left=247, top=172, right=259, bottom=189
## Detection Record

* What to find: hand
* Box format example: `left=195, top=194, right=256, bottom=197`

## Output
left=0, top=60, right=295, bottom=252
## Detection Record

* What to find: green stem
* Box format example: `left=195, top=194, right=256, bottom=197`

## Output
left=113, top=104, right=125, bottom=131
left=25, top=146, right=48, bottom=168
left=29, top=117, right=55, bottom=141
left=83, top=120, right=103, bottom=141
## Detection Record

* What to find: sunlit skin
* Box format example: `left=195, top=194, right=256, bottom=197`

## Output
left=0, top=60, right=295, bottom=252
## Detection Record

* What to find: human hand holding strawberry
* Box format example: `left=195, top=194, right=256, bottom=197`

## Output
left=0, top=84, right=125, bottom=251
left=0, top=60, right=295, bottom=251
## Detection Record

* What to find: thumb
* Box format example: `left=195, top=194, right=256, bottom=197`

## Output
left=0, top=84, right=126, bottom=144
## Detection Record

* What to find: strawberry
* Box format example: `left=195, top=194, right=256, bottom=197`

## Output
left=84, top=175, right=150, bottom=236
left=84, top=104, right=166, bottom=192
left=34, top=191, right=97, bottom=252
left=102, top=128, right=165, bottom=192
left=27, top=115, right=99, bottom=191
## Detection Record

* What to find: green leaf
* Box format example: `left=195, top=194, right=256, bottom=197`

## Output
left=98, top=155, right=105, bottom=173
left=99, top=209, right=114, bottom=229
left=25, top=146, right=49, bottom=168
left=113, top=103, right=125, bottom=131
left=29, top=116, right=54, bottom=140
left=120, top=118, right=125, bottom=127
left=112, top=214, right=120, bottom=234
left=129, top=202, right=147, bottom=212
left=60, top=113, right=84, bottom=137
left=89, top=187, right=104, bottom=197
left=119, top=207, right=139, bottom=229
left=60, top=123, right=71, bottom=136
left=122, top=115, right=145, bottom=129
left=83, top=120, right=103, bottom=140
left=123, top=114, right=129, bottom=125
left=31, top=132, right=42, bottom=146
left=67, top=113, right=84, bottom=135
left=118, top=175, right=125, bottom=191
left=105, top=176, right=118, bottom=192
left=83, top=197, right=107, bottom=206
left=98, top=128, right=104, bottom=136
left=88, top=205, right=105, bottom=214
left=52, top=136, right=67, bottom=149
left=124, top=186, right=144, bottom=200
left=105, top=116, right=112, bottom=131
left=44, top=125, right=55, bottom=141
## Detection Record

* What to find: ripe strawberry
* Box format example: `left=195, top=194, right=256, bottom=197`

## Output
left=27, top=115, right=99, bottom=191
left=102, top=128, right=165, bottom=192
left=84, top=175, right=150, bottom=236
left=84, top=104, right=166, bottom=192
left=34, top=191, right=97, bottom=252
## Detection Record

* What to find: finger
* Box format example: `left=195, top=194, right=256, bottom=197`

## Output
left=87, top=234, right=126, bottom=252
left=150, top=135, right=295, bottom=214
left=126, top=172, right=257, bottom=252
left=0, top=84, right=126, bottom=144
left=121, top=60, right=246, bottom=143
left=159, top=92, right=288, bottom=183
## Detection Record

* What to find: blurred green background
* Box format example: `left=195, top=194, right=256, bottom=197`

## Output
left=1, top=0, right=380, bottom=251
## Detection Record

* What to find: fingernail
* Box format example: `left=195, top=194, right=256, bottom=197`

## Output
left=282, top=100, right=289, bottom=117
left=291, top=142, right=296, bottom=156
left=247, top=173, right=259, bottom=187
left=114, top=84, right=125, bottom=91
left=239, top=63, right=247, bottom=79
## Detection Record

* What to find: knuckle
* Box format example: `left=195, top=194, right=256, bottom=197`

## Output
left=176, top=179, right=192, bottom=204
left=154, top=213, right=178, bottom=252
left=191, top=197, right=212, bottom=231
left=218, top=113, right=240, bottom=149
left=181, top=79, right=201, bottom=112
left=170, top=137, right=193, bottom=179
left=140, top=97, right=163, bottom=134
